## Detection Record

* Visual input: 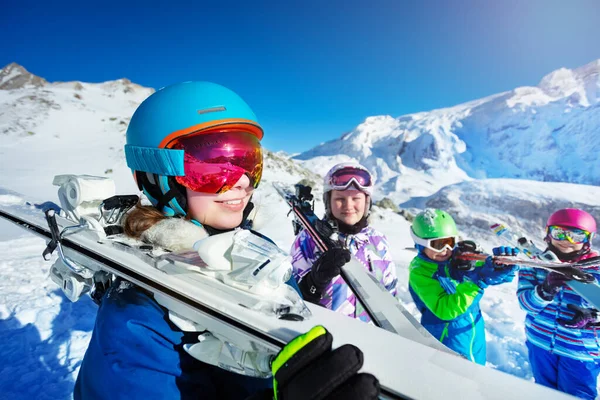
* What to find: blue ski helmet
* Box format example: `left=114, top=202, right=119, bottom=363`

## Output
left=125, top=81, right=263, bottom=217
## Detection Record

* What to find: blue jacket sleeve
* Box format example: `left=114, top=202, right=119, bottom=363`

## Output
left=75, top=282, right=204, bottom=399
left=74, top=281, right=271, bottom=400
left=517, top=267, right=551, bottom=315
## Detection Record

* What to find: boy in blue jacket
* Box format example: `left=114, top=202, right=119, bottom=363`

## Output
left=408, top=209, right=518, bottom=364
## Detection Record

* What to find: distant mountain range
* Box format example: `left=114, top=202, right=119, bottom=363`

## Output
left=1, top=61, right=598, bottom=241
left=293, top=59, right=600, bottom=204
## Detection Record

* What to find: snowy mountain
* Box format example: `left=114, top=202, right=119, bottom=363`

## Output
left=403, top=179, right=600, bottom=246
left=0, top=63, right=48, bottom=90
left=0, top=65, right=325, bottom=203
left=0, top=64, right=155, bottom=202
left=294, top=59, right=600, bottom=204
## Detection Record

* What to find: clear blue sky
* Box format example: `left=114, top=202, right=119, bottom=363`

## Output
left=2, top=0, right=599, bottom=153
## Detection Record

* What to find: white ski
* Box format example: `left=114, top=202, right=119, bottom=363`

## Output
left=490, top=222, right=600, bottom=310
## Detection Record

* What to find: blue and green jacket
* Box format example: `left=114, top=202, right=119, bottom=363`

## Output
left=408, top=253, right=486, bottom=364
left=517, top=250, right=600, bottom=362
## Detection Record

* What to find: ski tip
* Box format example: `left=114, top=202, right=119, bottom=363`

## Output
left=490, top=223, right=507, bottom=236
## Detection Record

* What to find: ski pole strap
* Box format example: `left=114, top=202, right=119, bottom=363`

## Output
left=272, top=325, right=328, bottom=399
left=42, top=209, right=61, bottom=260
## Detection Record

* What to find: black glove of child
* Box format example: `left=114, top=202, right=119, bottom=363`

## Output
left=557, top=304, right=600, bottom=329
left=247, top=326, right=380, bottom=400
left=448, top=240, right=482, bottom=280
left=299, top=247, right=351, bottom=303
left=536, top=272, right=571, bottom=301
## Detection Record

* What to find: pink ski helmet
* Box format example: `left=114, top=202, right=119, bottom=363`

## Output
left=546, top=208, right=597, bottom=234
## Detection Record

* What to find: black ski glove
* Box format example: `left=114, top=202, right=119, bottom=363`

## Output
left=299, top=248, right=351, bottom=303
left=536, top=272, right=571, bottom=301
left=246, top=326, right=380, bottom=400
left=448, top=240, right=482, bottom=280
left=557, top=304, right=600, bottom=329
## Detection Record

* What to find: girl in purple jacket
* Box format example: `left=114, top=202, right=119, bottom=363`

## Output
left=290, top=162, right=398, bottom=322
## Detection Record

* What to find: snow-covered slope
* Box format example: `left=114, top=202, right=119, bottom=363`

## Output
left=294, top=59, right=600, bottom=204
left=0, top=64, right=151, bottom=241
left=0, top=64, right=154, bottom=203
left=403, top=179, right=600, bottom=247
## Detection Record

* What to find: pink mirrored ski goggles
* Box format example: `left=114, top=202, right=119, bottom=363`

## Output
left=171, top=130, right=263, bottom=194
left=329, top=167, right=373, bottom=192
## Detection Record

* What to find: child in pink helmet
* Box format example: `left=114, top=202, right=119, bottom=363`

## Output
left=517, top=208, right=600, bottom=399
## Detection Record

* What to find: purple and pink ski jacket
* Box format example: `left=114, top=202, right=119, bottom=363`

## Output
left=290, top=226, right=398, bottom=322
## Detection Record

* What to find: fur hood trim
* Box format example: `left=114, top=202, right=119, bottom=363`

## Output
left=141, top=218, right=209, bottom=252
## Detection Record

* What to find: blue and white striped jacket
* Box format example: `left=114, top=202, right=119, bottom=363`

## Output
left=517, top=250, right=600, bottom=362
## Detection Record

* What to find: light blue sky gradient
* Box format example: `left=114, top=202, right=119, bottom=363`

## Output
left=2, top=0, right=599, bottom=153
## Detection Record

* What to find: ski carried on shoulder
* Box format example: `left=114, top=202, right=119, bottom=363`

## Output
left=0, top=177, right=575, bottom=400
left=453, top=252, right=596, bottom=282
left=273, top=182, right=458, bottom=354
left=490, top=222, right=600, bottom=309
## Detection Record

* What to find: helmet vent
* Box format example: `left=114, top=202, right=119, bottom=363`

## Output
left=197, top=106, right=226, bottom=115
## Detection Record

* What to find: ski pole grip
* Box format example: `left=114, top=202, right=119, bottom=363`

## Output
left=314, top=220, right=336, bottom=248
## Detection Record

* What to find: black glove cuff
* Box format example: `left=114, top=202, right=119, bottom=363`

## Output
left=536, top=284, right=554, bottom=301
left=299, top=272, right=325, bottom=304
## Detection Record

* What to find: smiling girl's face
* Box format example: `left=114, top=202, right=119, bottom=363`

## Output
left=330, top=189, right=366, bottom=226
left=550, top=237, right=584, bottom=254
left=186, top=174, right=253, bottom=229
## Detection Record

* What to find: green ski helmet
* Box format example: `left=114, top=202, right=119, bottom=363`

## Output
left=411, top=209, right=459, bottom=251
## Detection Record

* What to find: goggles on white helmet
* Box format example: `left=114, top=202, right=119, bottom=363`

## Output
left=324, top=163, right=373, bottom=195
left=410, top=229, right=458, bottom=253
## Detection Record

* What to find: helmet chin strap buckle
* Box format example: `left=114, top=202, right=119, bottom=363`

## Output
left=136, top=172, right=188, bottom=217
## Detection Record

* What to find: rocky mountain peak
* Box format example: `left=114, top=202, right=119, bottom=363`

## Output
left=0, top=63, right=47, bottom=90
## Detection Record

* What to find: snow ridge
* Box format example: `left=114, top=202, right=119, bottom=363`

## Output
left=295, top=59, right=600, bottom=204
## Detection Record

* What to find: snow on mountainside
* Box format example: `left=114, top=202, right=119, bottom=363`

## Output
left=0, top=63, right=48, bottom=90
left=0, top=65, right=326, bottom=205
left=294, top=59, right=600, bottom=204
left=0, top=64, right=155, bottom=202
left=0, top=63, right=333, bottom=239
left=403, top=179, right=600, bottom=246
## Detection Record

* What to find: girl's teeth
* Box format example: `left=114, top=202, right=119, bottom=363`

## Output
left=224, top=200, right=241, bottom=205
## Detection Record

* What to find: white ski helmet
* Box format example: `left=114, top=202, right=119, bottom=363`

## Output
left=323, top=162, right=374, bottom=218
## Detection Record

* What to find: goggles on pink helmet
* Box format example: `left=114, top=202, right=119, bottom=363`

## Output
left=546, top=208, right=596, bottom=239
left=547, top=225, right=591, bottom=244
